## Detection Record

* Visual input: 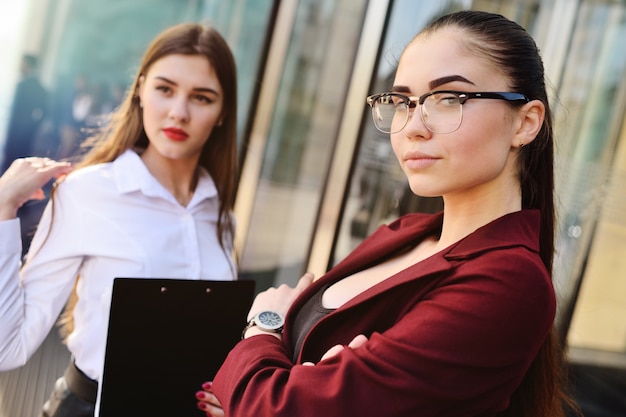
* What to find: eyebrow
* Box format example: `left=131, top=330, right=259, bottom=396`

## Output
left=155, top=76, right=220, bottom=96
left=391, top=85, right=411, bottom=93
left=429, top=75, right=475, bottom=90
left=391, top=75, right=475, bottom=95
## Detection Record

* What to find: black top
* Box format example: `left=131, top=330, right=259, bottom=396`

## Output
left=291, top=283, right=335, bottom=362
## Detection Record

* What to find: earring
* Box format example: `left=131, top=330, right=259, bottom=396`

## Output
left=519, top=142, right=525, bottom=148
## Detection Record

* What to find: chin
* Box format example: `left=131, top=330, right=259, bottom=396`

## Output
left=408, top=183, right=442, bottom=198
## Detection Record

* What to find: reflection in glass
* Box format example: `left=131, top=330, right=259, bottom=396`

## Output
left=239, top=0, right=368, bottom=287
left=556, top=1, right=626, bottom=362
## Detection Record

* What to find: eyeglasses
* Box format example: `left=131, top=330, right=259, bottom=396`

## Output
left=366, top=90, right=529, bottom=134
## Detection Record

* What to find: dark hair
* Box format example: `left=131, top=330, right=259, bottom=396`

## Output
left=417, top=10, right=578, bottom=417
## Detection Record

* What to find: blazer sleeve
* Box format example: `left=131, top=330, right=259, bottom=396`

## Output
left=212, top=247, right=556, bottom=417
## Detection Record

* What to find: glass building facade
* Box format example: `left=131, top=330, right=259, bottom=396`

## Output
left=0, top=0, right=624, bottom=415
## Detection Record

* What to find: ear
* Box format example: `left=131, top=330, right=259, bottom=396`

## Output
left=512, top=99, right=545, bottom=148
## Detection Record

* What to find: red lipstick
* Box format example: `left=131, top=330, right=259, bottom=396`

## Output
left=163, top=127, right=189, bottom=141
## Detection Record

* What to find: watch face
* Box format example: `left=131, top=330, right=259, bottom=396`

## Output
left=257, top=311, right=284, bottom=330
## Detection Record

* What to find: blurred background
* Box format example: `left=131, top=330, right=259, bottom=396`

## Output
left=0, top=0, right=624, bottom=416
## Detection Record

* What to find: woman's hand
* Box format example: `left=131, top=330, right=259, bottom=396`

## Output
left=196, top=382, right=224, bottom=417
left=302, top=334, right=369, bottom=366
left=242, top=272, right=315, bottom=339
left=0, top=157, right=72, bottom=220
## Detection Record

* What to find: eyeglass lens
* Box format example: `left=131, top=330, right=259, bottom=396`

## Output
left=371, top=93, right=463, bottom=134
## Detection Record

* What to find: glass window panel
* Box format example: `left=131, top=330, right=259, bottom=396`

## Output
left=557, top=1, right=626, bottom=364
left=0, top=2, right=31, bottom=165
left=239, top=0, right=368, bottom=287
left=198, top=0, right=275, bottom=145
left=14, top=0, right=272, bottom=161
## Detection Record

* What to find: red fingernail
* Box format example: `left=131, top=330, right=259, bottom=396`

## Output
left=197, top=401, right=207, bottom=410
left=196, top=391, right=206, bottom=400
left=202, top=381, right=213, bottom=390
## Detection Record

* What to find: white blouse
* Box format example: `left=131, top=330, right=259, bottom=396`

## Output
left=0, top=150, right=236, bottom=381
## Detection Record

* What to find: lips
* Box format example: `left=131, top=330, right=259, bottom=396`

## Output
left=403, top=151, right=439, bottom=170
left=162, top=127, right=189, bottom=141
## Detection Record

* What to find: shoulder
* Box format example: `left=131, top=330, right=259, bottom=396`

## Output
left=442, top=243, right=555, bottom=333
left=435, top=210, right=553, bottom=311
left=54, top=161, right=116, bottom=200
left=62, top=161, right=114, bottom=185
left=449, top=213, right=550, bottom=291
left=60, top=150, right=143, bottom=191
left=456, top=244, right=551, bottom=288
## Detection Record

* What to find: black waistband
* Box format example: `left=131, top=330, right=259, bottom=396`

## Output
left=64, top=361, right=98, bottom=405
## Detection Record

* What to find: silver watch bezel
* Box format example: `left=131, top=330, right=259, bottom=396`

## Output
left=254, top=310, right=284, bottom=331
left=241, top=310, right=285, bottom=339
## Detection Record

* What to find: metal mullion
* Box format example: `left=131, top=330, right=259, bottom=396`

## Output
left=305, top=0, right=391, bottom=278
left=233, top=0, right=300, bottom=260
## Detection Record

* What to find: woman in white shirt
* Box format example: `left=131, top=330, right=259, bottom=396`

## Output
left=0, top=23, right=238, bottom=417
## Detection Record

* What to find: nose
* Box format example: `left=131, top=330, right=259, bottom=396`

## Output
left=168, top=96, right=190, bottom=122
left=403, top=105, right=431, bottom=140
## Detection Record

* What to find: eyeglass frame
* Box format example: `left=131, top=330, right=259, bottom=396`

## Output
left=365, top=90, right=530, bottom=134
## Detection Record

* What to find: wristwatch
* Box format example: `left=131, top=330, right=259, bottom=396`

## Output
left=242, top=311, right=285, bottom=339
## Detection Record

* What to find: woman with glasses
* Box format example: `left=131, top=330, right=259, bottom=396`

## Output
left=0, top=23, right=238, bottom=416
left=198, top=10, right=579, bottom=417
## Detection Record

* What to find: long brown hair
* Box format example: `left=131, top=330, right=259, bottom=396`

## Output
left=79, top=22, right=238, bottom=247
left=417, top=10, right=579, bottom=417
left=57, top=23, right=238, bottom=337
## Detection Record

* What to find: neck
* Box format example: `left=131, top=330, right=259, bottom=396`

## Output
left=140, top=148, right=199, bottom=207
left=436, top=183, right=522, bottom=250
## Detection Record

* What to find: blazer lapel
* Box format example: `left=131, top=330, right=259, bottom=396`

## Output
left=292, top=210, right=541, bottom=316
left=289, top=212, right=447, bottom=317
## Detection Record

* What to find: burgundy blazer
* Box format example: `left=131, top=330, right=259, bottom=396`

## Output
left=213, top=210, right=556, bottom=417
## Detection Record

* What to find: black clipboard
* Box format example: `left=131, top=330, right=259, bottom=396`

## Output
left=98, top=278, right=255, bottom=416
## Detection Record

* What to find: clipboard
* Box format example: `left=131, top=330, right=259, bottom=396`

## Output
left=98, top=278, right=255, bottom=416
